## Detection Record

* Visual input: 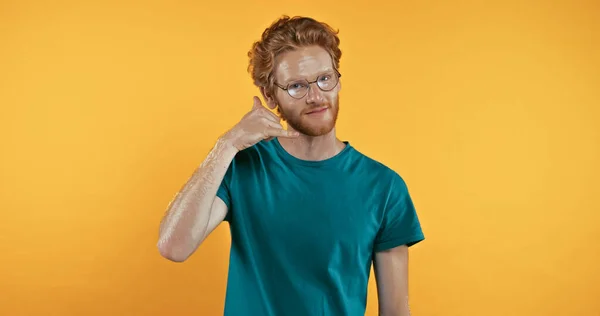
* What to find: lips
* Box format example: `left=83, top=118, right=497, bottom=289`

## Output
left=306, top=106, right=328, bottom=114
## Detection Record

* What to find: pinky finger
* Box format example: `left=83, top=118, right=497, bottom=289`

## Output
left=266, top=128, right=299, bottom=138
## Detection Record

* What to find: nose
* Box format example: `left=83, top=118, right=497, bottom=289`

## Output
left=305, top=82, right=324, bottom=103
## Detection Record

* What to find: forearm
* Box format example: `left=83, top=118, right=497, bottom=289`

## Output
left=378, top=295, right=410, bottom=316
left=375, top=246, right=411, bottom=316
left=157, top=137, right=237, bottom=261
left=379, top=303, right=410, bottom=316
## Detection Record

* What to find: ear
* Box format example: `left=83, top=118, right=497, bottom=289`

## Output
left=260, top=86, right=278, bottom=110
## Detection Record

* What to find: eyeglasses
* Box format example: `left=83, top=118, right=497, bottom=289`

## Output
left=274, top=70, right=341, bottom=99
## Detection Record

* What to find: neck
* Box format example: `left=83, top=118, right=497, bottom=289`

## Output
left=277, top=127, right=346, bottom=161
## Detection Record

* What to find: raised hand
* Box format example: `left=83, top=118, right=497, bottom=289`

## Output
left=223, top=96, right=299, bottom=152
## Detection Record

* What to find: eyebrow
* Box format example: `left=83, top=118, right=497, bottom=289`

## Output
left=283, top=69, right=334, bottom=84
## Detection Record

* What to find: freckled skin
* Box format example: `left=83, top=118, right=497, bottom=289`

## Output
left=157, top=97, right=299, bottom=262
left=269, top=45, right=341, bottom=137
left=157, top=137, right=237, bottom=262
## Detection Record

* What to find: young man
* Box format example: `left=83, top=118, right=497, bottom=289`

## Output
left=158, top=15, right=424, bottom=316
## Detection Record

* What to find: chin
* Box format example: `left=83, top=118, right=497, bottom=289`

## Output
left=290, top=118, right=337, bottom=137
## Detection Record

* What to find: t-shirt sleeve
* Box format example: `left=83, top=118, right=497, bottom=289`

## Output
left=216, top=162, right=234, bottom=222
left=373, top=173, right=425, bottom=252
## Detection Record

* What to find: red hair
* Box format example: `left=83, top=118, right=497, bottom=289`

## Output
left=247, top=15, right=342, bottom=95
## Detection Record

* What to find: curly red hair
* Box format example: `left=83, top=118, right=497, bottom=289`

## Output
left=247, top=16, right=342, bottom=96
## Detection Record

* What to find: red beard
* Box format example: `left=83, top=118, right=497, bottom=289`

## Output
left=280, top=97, right=340, bottom=137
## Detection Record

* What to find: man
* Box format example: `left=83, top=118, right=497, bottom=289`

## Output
left=157, top=15, right=424, bottom=316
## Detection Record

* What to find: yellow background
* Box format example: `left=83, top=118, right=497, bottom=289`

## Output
left=1, top=0, right=599, bottom=315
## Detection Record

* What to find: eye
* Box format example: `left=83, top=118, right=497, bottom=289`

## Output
left=289, top=82, right=307, bottom=90
left=319, top=75, right=331, bottom=81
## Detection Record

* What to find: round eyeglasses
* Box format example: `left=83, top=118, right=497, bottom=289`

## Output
left=274, top=71, right=341, bottom=99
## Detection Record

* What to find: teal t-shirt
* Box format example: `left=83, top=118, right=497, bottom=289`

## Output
left=216, top=138, right=424, bottom=316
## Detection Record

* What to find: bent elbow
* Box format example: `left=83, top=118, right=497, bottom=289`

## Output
left=157, top=240, right=190, bottom=263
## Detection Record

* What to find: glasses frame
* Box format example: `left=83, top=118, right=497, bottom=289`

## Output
left=274, top=70, right=341, bottom=99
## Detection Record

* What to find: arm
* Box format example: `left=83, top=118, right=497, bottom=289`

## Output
left=157, top=137, right=238, bottom=262
left=157, top=96, right=297, bottom=262
left=374, top=245, right=410, bottom=316
left=372, top=173, right=423, bottom=315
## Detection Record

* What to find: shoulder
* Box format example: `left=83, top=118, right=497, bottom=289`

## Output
left=349, top=145, right=407, bottom=188
left=229, top=140, right=277, bottom=168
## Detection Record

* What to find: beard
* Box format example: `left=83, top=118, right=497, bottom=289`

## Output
left=279, top=96, right=340, bottom=137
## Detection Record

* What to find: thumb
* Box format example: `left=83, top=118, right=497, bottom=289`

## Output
left=252, top=96, right=263, bottom=110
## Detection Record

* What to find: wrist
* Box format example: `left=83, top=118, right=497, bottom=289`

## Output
left=216, top=132, right=240, bottom=156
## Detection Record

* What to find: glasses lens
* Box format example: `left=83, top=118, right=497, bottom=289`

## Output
left=288, top=81, right=309, bottom=98
left=285, top=72, right=339, bottom=98
left=317, top=72, right=338, bottom=91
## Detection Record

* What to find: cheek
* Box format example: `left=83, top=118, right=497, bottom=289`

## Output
left=326, top=91, right=339, bottom=105
left=279, top=98, right=303, bottom=114
left=275, top=93, right=294, bottom=110
left=279, top=104, right=300, bottom=118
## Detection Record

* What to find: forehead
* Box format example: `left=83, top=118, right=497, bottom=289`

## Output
left=273, top=45, right=333, bottom=83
